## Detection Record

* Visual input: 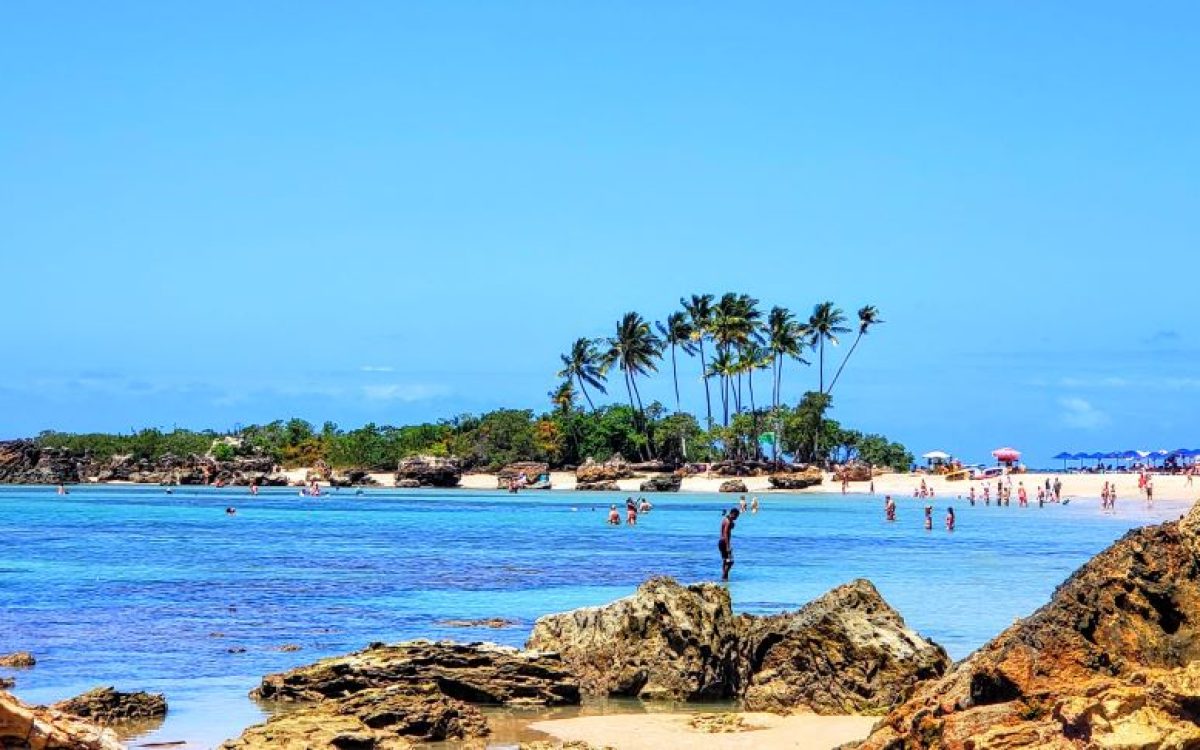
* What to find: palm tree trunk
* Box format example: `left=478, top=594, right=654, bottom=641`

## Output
left=819, top=338, right=825, bottom=393
left=826, top=332, right=863, bottom=395
left=629, top=372, right=653, bottom=460
left=576, top=375, right=596, bottom=412
left=748, top=369, right=759, bottom=459
left=699, top=340, right=712, bottom=429
left=670, top=343, right=681, bottom=413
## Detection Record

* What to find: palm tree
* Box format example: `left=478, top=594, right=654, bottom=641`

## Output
left=706, top=349, right=738, bottom=426
left=738, top=343, right=772, bottom=417
left=656, top=312, right=696, bottom=414
left=681, top=294, right=715, bottom=429
left=604, top=312, right=663, bottom=426
left=710, top=293, right=763, bottom=421
left=827, top=305, right=883, bottom=395
left=766, top=306, right=807, bottom=411
left=548, top=379, right=576, bottom=416
left=808, top=302, right=850, bottom=394
left=557, top=338, right=608, bottom=411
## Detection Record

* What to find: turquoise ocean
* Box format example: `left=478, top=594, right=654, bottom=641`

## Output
left=0, top=485, right=1180, bottom=747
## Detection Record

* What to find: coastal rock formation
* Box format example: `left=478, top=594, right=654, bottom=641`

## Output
left=438, top=618, right=517, bottom=629
left=575, top=456, right=633, bottom=484
left=221, top=682, right=489, bottom=750
left=251, top=640, right=580, bottom=706
left=709, top=460, right=773, bottom=477
left=526, top=577, right=743, bottom=701
left=739, top=580, right=949, bottom=715
left=527, top=577, right=945, bottom=713
left=0, top=689, right=122, bottom=750
left=639, top=475, right=681, bottom=492
left=331, top=469, right=379, bottom=488
left=575, top=481, right=620, bottom=491
left=0, top=441, right=82, bottom=484
left=0, top=677, right=13, bottom=689
left=768, top=468, right=824, bottom=490
left=856, top=500, right=1200, bottom=750
left=394, top=456, right=461, bottom=488
left=497, top=462, right=549, bottom=488
left=0, top=440, right=288, bottom=486
left=306, top=459, right=332, bottom=483
left=833, top=463, right=873, bottom=482
left=719, top=480, right=748, bottom=493
left=51, top=686, right=168, bottom=723
left=0, top=651, right=36, bottom=668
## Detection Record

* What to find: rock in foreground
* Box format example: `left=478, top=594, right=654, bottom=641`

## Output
left=0, top=651, right=36, bottom=668
left=251, top=640, right=580, bottom=706
left=740, top=580, right=949, bottom=715
left=527, top=577, right=743, bottom=701
left=51, top=686, right=167, bottom=724
left=221, top=683, right=488, bottom=750
left=856, top=502, right=1200, bottom=749
left=0, top=689, right=122, bottom=750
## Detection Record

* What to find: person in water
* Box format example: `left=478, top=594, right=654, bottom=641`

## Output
left=225, top=507, right=237, bottom=515
left=638, top=498, right=652, bottom=514
left=885, top=495, right=896, bottom=522
left=719, top=508, right=740, bottom=581
left=739, top=495, right=748, bottom=513
left=945, top=506, right=955, bottom=531
left=625, top=497, right=638, bottom=526
left=607, top=504, right=620, bottom=525
left=923, top=505, right=933, bottom=531
left=750, top=496, right=759, bottom=514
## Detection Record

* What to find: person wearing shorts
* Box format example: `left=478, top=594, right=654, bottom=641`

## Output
left=719, top=508, right=740, bottom=581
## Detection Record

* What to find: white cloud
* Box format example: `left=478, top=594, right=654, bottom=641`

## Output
left=359, top=365, right=395, bottom=373
left=361, top=383, right=450, bottom=402
left=1059, top=397, right=1109, bottom=430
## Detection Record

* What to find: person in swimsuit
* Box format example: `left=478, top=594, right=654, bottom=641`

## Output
left=923, top=505, right=933, bottom=530
left=945, top=507, right=955, bottom=531
left=739, top=495, right=748, bottom=513
left=607, top=504, right=620, bottom=525
left=719, top=508, right=739, bottom=580
left=625, top=497, right=638, bottom=525
left=885, top=495, right=896, bottom=522
left=750, top=496, right=759, bottom=514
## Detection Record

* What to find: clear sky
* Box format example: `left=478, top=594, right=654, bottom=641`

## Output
left=2, top=2, right=1197, bottom=466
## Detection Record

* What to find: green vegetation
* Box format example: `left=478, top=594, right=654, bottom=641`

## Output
left=29, top=293, right=911, bottom=473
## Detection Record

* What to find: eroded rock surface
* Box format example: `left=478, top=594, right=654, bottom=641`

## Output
left=251, top=640, right=579, bottom=706
left=575, top=457, right=632, bottom=484
left=575, top=481, right=620, bottom=491
left=497, top=462, right=550, bottom=488
left=856, top=501, right=1200, bottom=749
left=768, top=468, right=824, bottom=490
left=718, top=479, right=748, bottom=493
left=0, top=689, right=122, bottom=750
left=0, top=651, right=36, bottom=668
left=639, top=475, right=681, bottom=492
left=740, top=580, right=949, bottom=715
left=394, top=456, right=461, bottom=488
left=51, top=686, right=167, bottom=724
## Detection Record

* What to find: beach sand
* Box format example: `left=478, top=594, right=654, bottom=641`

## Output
left=528, top=712, right=877, bottom=750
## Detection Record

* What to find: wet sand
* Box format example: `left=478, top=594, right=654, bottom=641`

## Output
left=528, top=712, right=877, bottom=750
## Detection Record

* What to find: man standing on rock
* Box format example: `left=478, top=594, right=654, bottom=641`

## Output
left=719, top=508, right=739, bottom=581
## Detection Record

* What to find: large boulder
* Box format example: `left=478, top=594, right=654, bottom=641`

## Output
left=394, top=456, right=461, bottom=488
left=221, top=682, right=488, bottom=750
left=856, top=500, right=1200, bottom=750
left=527, top=577, right=742, bottom=701
left=51, top=686, right=167, bottom=724
left=833, top=463, right=873, bottom=482
left=575, top=457, right=633, bottom=484
left=740, top=580, right=949, bottom=715
left=639, top=475, right=682, bottom=492
left=768, top=467, right=824, bottom=490
left=0, top=651, right=36, bottom=668
left=251, top=640, right=579, bottom=707
left=0, top=689, right=122, bottom=750
left=719, top=480, right=748, bottom=493
left=575, top=481, right=621, bottom=491
left=497, top=462, right=549, bottom=489
left=0, top=440, right=82, bottom=484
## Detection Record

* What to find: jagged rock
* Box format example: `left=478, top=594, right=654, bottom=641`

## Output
left=833, top=463, right=873, bottom=482
left=394, top=456, right=461, bottom=488
left=526, top=577, right=743, bottom=701
left=0, top=440, right=82, bottom=484
left=709, top=460, right=773, bottom=477
left=0, top=677, right=13, bottom=689
left=856, top=500, right=1200, bottom=750
left=220, top=682, right=489, bottom=750
left=276, top=644, right=303, bottom=652
left=740, top=580, right=949, bottom=715
left=768, top=468, right=824, bottom=490
left=0, top=651, right=36, bottom=668
left=0, top=689, right=122, bottom=749
left=438, top=618, right=517, bottom=629
left=575, top=457, right=633, bottom=483
left=628, top=461, right=674, bottom=473
left=51, top=686, right=167, bottom=724
left=719, top=480, right=748, bottom=493
left=497, top=462, right=550, bottom=488
left=639, top=475, right=681, bottom=492
left=251, top=640, right=580, bottom=706
left=395, top=479, right=421, bottom=489
left=575, top=481, right=621, bottom=491
left=333, top=469, right=379, bottom=487
left=527, top=577, right=946, bottom=714
left=306, top=459, right=332, bottom=483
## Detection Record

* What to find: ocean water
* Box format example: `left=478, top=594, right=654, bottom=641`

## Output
left=0, top=485, right=1181, bottom=748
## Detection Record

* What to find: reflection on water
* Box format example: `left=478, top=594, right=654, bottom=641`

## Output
left=0, top=484, right=1180, bottom=748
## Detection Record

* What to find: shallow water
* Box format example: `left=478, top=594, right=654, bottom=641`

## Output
left=0, top=485, right=1180, bottom=748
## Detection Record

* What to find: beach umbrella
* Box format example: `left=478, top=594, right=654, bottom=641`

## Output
left=1052, top=451, right=1073, bottom=470
left=992, top=447, right=1021, bottom=464
left=1120, top=450, right=1141, bottom=459
left=922, top=450, right=951, bottom=460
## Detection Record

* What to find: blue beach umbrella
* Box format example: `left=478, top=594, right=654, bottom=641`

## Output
left=1052, top=451, right=1073, bottom=470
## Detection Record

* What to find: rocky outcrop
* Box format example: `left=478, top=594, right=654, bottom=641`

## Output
left=497, top=462, right=549, bottom=488
left=394, top=456, right=461, bottom=488
left=639, top=475, right=681, bottom=492
left=0, top=651, right=36, bottom=668
left=51, top=686, right=167, bottom=724
left=740, top=580, right=949, bottom=715
left=719, top=480, right=748, bottom=493
left=526, top=577, right=743, bottom=701
left=0, top=440, right=287, bottom=486
left=221, top=682, right=488, bottom=750
left=856, top=500, right=1200, bottom=750
left=833, top=463, right=873, bottom=482
left=0, top=441, right=82, bottom=484
left=527, top=577, right=944, bottom=714
left=575, top=481, right=621, bottom=491
left=708, top=460, right=774, bottom=477
left=331, top=469, right=379, bottom=488
left=251, top=640, right=579, bottom=707
left=305, top=459, right=332, bottom=484
left=768, top=467, right=824, bottom=490
left=0, top=689, right=122, bottom=750
left=575, top=457, right=633, bottom=484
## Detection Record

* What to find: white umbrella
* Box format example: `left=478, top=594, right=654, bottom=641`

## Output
left=922, top=450, right=951, bottom=460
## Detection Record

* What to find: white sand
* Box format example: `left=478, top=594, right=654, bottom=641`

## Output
left=528, top=712, right=877, bottom=750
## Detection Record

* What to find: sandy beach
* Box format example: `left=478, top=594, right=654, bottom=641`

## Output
left=529, top=712, right=877, bottom=750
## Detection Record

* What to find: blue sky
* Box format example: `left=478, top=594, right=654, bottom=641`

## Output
left=2, top=2, right=1197, bottom=466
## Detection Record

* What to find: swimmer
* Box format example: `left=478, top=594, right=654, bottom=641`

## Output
left=739, top=495, right=748, bottom=513
left=56, top=484, right=66, bottom=495
left=625, top=497, right=638, bottom=526
left=923, top=505, right=933, bottom=531
left=225, top=507, right=236, bottom=516
left=250, top=484, right=259, bottom=496
left=885, top=495, right=896, bottom=522
left=638, top=498, right=652, bottom=514
left=750, top=496, right=759, bottom=514
left=945, top=507, right=955, bottom=531
left=607, top=504, right=620, bottom=525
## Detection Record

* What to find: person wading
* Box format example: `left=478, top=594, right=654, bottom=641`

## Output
left=719, top=508, right=740, bottom=581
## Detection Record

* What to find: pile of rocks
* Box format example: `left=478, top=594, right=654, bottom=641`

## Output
left=394, top=456, right=461, bottom=488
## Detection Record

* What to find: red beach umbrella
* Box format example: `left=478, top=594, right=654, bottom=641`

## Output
left=991, top=447, right=1021, bottom=463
